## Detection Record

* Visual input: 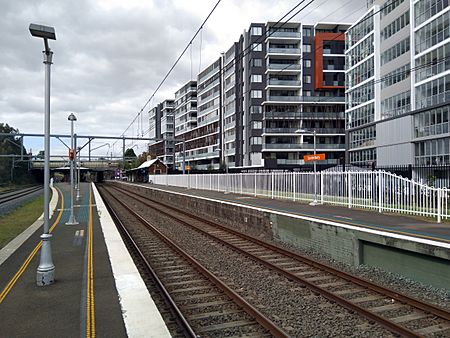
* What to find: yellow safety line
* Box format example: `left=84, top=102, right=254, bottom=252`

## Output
left=0, top=186, right=64, bottom=303
left=86, top=183, right=95, bottom=338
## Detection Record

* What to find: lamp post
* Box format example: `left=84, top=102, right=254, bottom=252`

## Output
left=30, top=23, right=56, bottom=286
left=66, top=113, right=78, bottom=225
left=296, top=128, right=318, bottom=205
left=76, top=146, right=81, bottom=200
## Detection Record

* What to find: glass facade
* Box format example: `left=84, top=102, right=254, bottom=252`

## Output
left=346, top=10, right=374, bottom=49
left=381, top=63, right=410, bottom=88
left=346, top=34, right=374, bottom=69
left=415, top=73, right=450, bottom=109
left=349, top=148, right=376, bottom=164
left=381, top=90, right=411, bottom=118
left=381, top=37, right=410, bottom=65
left=415, top=42, right=450, bottom=83
left=414, top=105, right=450, bottom=138
left=381, top=10, right=409, bottom=41
left=415, top=0, right=449, bottom=27
left=346, top=57, right=374, bottom=88
left=349, top=125, right=376, bottom=149
left=415, top=10, right=450, bottom=54
left=346, top=102, right=375, bottom=129
left=346, top=80, right=374, bottom=109
left=415, top=138, right=450, bottom=164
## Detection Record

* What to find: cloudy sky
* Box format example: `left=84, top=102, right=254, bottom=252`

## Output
left=0, top=0, right=365, bottom=158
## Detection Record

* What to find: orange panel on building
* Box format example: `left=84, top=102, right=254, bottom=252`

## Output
left=314, top=32, right=345, bottom=90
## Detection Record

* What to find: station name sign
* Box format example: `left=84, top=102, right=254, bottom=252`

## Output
left=303, top=153, right=326, bottom=162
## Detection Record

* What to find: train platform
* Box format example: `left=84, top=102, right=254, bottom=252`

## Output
left=126, top=182, right=450, bottom=245
left=0, top=182, right=170, bottom=337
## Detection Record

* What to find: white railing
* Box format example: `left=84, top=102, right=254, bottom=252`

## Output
left=151, top=171, right=450, bottom=223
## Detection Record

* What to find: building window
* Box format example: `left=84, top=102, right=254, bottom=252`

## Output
left=302, top=27, right=312, bottom=37
left=304, top=75, right=311, bottom=84
left=304, top=90, right=311, bottom=96
left=381, top=10, right=410, bottom=41
left=251, top=90, right=263, bottom=98
left=250, top=106, right=262, bottom=114
left=251, top=26, right=263, bottom=36
left=381, top=90, right=410, bottom=118
left=415, top=42, right=450, bottom=83
left=414, top=105, right=450, bottom=138
left=381, top=37, right=410, bottom=65
left=251, top=74, right=263, bottom=83
left=252, top=43, right=262, bottom=52
left=416, top=74, right=450, bottom=109
left=252, top=121, right=262, bottom=129
left=415, top=0, right=449, bottom=26
left=304, top=59, right=311, bottom=68
left=415, top=138, right=450, bottom=165
left=252, top=58, right=263, bottom=67
left=303, top=44, right=311, bottom=53
left=250, top=137, right=262, bottom=145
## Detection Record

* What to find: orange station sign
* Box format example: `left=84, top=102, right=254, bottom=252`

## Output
left=303, top=153, right=326, bottom=162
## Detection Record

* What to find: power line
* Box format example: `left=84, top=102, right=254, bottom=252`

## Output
left=119, top=0, right=222, bottom=139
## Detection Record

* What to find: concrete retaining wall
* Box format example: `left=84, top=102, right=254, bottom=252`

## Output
left=118, top=182, right=450, bottom=290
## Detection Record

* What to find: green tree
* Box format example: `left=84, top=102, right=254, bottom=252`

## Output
left=0, top=123, right=32, bottom=184
left=124, top=148, right=138, bottom=169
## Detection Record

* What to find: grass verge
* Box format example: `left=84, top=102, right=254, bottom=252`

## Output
left=0, top=194, right=44, bottom=249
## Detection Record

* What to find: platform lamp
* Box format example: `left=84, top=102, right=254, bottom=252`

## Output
left=66, top=113, right=79, bottom=225
left=295, top=128, right=318, bottom=206
left=30, top=23, right=56, bottom=286
left=76, top=146, right=81, bottom=201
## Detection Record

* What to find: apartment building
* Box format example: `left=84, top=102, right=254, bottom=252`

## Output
left=148, top=99, right=175, bottom=167
left=173, top=80, right=197, bottom=169
left=345, top=0, right=450, bottom=166
left=174, top=58, right=222, bottom=171
left=259, top=22, right=348, bottom=169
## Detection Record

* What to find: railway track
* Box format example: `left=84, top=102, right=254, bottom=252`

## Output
left=98, top=185, right=289, bottom=338
left=108, top=182, right=450, bottom=337
left=0, top=186, right=42, bottom=206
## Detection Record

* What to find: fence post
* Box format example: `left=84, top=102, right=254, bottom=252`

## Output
left=348, top=171, right=352, bottom=209
left=196, top=174, right=198, bottom=189
left=437, top=188, right=442, bottom=223
left=320, top=171, right=324, bottom=205
left=240, top=174, right=243, bottom=194
left=254, top=172, right=257, bottom=197
left=378, top=171, right=382, bottom=213
left=271, top=172, right=274, bottom=199
left=293, top=172, right=296, bottom=202
left=166, top=174, right=168, bottom=186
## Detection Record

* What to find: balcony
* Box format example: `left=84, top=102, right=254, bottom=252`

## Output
left=267, top=96, right=345, bottom=103
left=264, top=111, right=345, bottom=120
left=263, top=128, right=344, bottom=134
left=268, top=79, right=301, bottom=86
left=266, top=63, right=301, bottom=71
left=263, top=143, right=344, bottom=150
left=268, top=48, right=301, bottom=54
left=275, top=159, right=339, bottom=165
left=267, top=31, right=301, bottom=39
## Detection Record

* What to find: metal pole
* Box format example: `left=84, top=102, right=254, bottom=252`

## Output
left=10, top=157, right=14, bottom=183
left=66, top=118, right=78, bottom=225
left=182, top=139, right=186, bottom=175
left=310, top=130, right=318, bottom=205
left=36, top=46, right=55, bottom=286
left=88, top=138, right=91, bottom=162
left=76, top=146, right=81, bottom=200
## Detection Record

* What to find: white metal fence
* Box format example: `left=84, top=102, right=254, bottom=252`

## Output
left=151, top=171, right=450, bottom=223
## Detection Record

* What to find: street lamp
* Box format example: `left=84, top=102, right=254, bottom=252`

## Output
left=30, top=23, right=56, bottom=286
left=76, top=146, right=81, bottom=200
left=296, top=128, right=319, bottom=205
left=66, top=113, right=78, bottom=225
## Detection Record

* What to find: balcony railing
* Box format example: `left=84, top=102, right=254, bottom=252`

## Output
left=267, top=63, right=301, bottom=70
left=263, top=127, right=345, bottom=134
left=268, top=79, right=301, bottom=86
left=267, top=31, right=301, bottom=38
left=264, top=111, right=345, bottom=119
left=268, top=96, right=345, bottom=102
left=263, top=143, right=344, bottom=150
left=268, top=48, right=301, bottom=54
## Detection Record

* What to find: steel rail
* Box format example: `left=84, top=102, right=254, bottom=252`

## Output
left=98, top=186, right=197, bottom=338
left=102, top=185, right=290, bottom=338
left=112, top=183, right=450, bottom=337
left=0, top=186, right=43, bottom=205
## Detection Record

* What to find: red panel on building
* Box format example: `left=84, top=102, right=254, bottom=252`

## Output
left=314, top=32, right=345, bottom=90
